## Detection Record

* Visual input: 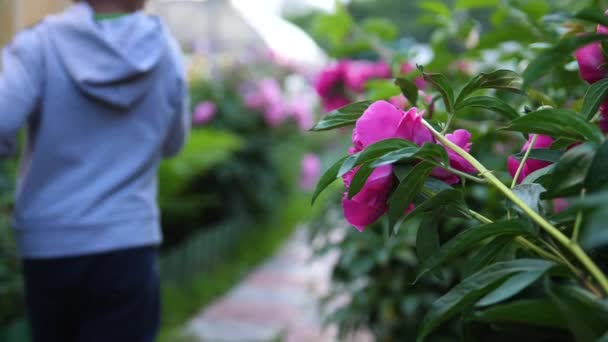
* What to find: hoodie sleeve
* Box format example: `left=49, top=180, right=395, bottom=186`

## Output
left=0, top=30, right=43, bottom=157
left=162, top=39, right=190, bottom=158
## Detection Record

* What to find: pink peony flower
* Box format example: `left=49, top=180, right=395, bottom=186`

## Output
left=389, top=94, right=410, bottom=109
left=193, top=101, right=217, bottom=125
left=323, top=94, right=351, bottom=112
left=575, top=17, right=608, bottom=84
left=289, top=100, right=315, bottom=131
left=352, top=101, right=434, bottom=152
left=299, top=153, right=321, bottom=191
left=400, top=62, right=415, bottom=74
left=414, top=76, right=427, bottom=90
left=344, top=60, right=392, bottom=92
left=314, top=61, right=348, bottom=98
left=431, top=129, right=476, bottom=184
left=508, top=134, right=554, bottom=184
left=342, top=164, right=394, bottom=231
left=244, top=79, right=289, bottom=127
left=575, top=42, right=608, bottom=84
left=553, top=198, right=569, bottom=214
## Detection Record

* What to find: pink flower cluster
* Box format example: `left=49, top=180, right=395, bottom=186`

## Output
left=575, top=17, right=608, bottom=132
left=299, top=153, right=321, bottom=191
left=193, top=101, right=217, bottom=125
left=314, top=60, right=392, bottom=112
left=342, top=100, right=475, bottom=231
left=244, top=78, right=314, bottom=131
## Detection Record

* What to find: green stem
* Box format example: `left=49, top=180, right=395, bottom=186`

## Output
left=467, top=209, right=562, bottom=264
left=431, top=163, right=486, bottom=183
left=422, top=119, right=608, bottom=295
left=511, top=134, right=538, bottom=188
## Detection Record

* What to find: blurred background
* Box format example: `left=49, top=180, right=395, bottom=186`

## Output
left=2, top=0, right=608, bottom=341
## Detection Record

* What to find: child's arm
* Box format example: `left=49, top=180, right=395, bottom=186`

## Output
left=0, top=30, right=43, bottom=157
left=162, top=79, right=190, bottom=158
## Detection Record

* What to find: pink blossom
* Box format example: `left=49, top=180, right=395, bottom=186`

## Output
left=323, top=95, right=351, bottom=112
left=289, top=100, right=315, bottom=131
left=508, top=134, right=554, bottom=184
left=299, top=153, right=321, bottom=191
left=400, top=62, right=415, bottom=74
left=414, top=76, right=427, bottom=90
left=352, top=101, right=434, bottom=152
left=314, top=61, right=348, bottom=98
left=244, top=79, right=289, bottom=127
left=389, top=94, right=410, bottom=109
left=431, top=129, right=476, bottom=184
left=193, top=101, right=217, bottom=125
left=575, top=42, right=608, bottom=84
left=342, top=165, right=394, bottom=231
left=553, top=198, right=569, bottom=214
left=575, top=18, right=608, bottom=84
left=344, top=60, right=392, bottom=92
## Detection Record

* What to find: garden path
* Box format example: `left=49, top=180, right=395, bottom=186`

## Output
left=183, top=227, right=369, bottom=342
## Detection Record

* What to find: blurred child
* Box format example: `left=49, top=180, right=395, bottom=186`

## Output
left=0, top=0, right=189, bottom=340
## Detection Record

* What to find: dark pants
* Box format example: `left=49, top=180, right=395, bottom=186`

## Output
left=23, top=246, right=160, bottom=342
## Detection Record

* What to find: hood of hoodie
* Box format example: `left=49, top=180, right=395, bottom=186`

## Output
left=47, top=3, right=168, bottom=110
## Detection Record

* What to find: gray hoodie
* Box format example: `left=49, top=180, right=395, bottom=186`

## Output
left=0, top=3, right=190, bottom=258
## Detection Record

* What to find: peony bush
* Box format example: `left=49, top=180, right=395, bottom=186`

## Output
left=309, top=3, right=608, bottom=341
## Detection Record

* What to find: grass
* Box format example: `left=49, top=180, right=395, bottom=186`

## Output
left=158, top=191, right=317, bottom=342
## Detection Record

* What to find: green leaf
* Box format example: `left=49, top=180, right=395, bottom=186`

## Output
left=422, top=71, right=455, bottom=113
left=584, top=140, right=608, bottom=192
left=455, top=0, right=498, bottom=10
left=472, top=298, right=568, bottom=330
left=523, top=34, right=606, bottom=89
left=388, top=162, right=434, bottom=231
left=476, top=270, right=547, bottom=307
left=582, top=206, right=608, bottom=249
left=416, top=220, right=534, bottom=281
left=547, top=143, right=596, bottom=198
left=512, top=149, right=563, bottom=163
left=365, top=79, right=401, bottom=101
left=463, top=236, right=514, bottom=277
left=511, top=184, right=546, bottom=214
left=581, top=78, right=608, bottom=120
left=311, top=101, right=373, bottom=131
left=418, top=1, right=451, bottom=18
left=417, top=259, right=556, bottom=342
left=347, top=162, right=374, bottom=199
left=456, top=70, right=522, bottom=104
left=394, top=77, right=419, bottom=106
left=503, top=109, right=604, bottom=144
left=338, top=139, right=416, bottom=177
left=311, top=155, right=348, bottom=205
left=417, top=214, right=440, bottom=262
left=547, top=284, right=608, bottom=341
left=574, top=7, right=608, bottom=28
left=361, top=17, right=398, bottom=42
left=370, top=143, right=449, bottom=169
left=456, top=96, right=520, bottom=120
left=406, top=189, right=467, bottom=224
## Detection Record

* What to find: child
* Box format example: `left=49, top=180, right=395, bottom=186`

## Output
left=0, top=1, right=189, bottom=341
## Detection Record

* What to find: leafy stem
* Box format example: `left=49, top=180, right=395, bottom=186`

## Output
left=510, top=134, right=538, bottom=188
left=422, top=119, right=608, bottom=295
